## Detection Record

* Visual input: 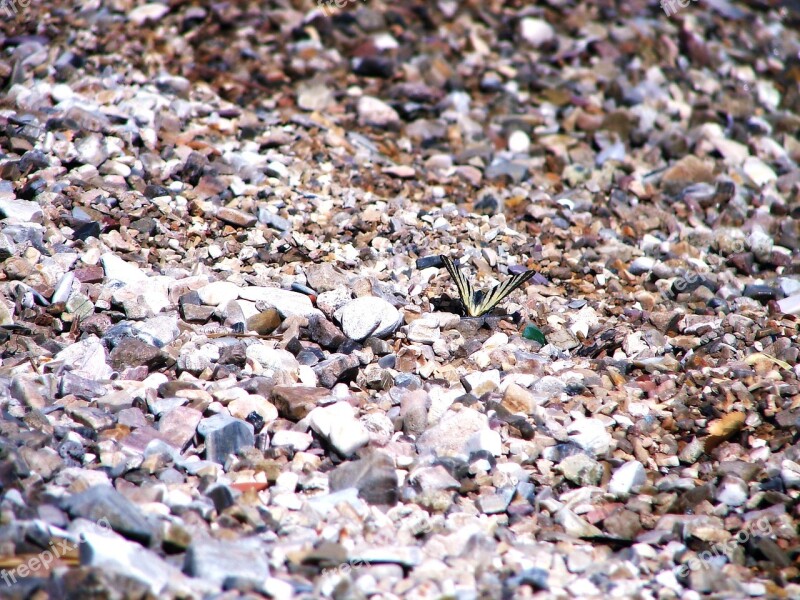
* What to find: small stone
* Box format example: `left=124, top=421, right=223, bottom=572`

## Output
left=109, top=338, right=172, bottom=372
left=558, top=453, right=603, bottom=486
left=608, top=461, right=647, bottom=496
left=305, top=263, right=349, bottom=292
left=271, top=430, right=313, bottom=451
left=502, top=383, right=537, bottom=415
left=184, top=537, right=269, bottom=587
left=400, top=389, right=429, bottom=436
left=519, top=17, right=555, bottom=47
left=416, top=408, right=488, bottom=458
left=197, top=414, right=255, bottom=463
left=313, top=353, right=360, bottom=388
left=239, top=287, right=321, bottom=319
left=476, top=488, right=514, bottom=514
left=100, top=253, right=148, bottom=285
left=335, top=296, right=402, bottom=341
left=128, top=3, right=170, bottom=25
left=329, top=452, right=399, bottom=505
left=0, top=198, right=43, bottom=222
left=247, top=308, right=282, bottom=335
left=228, top=395, right=278, bottom=424
left=462, top=370, right=500, bottom=397
left=158, top=406, right=202, bottom=450
left=567, top=418, right=612, bottom=456
left=307, top=401, right=370, bottom=457
left=465, top=429, right=502, bottom=457
left=197, top=280, right=240, bottom=306
left=508, top=130, right=530, bottom=154
left=358, top=96, right=400, bottom=128
left=271, top=386, right=329, bottom=420
left=266, top=161, right=289, bottom=179
left=716, top=475, right=748, bottom=506
left=63, top=485, right=155, bottom=545
left=742, top=156, right=777, bottom=187
left=307, top=315, right=346, bottom=349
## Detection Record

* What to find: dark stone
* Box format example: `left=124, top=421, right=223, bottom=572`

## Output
left=206, top=484, right=236, bottom=513
left=73, top=221, right=102, bottom=242
left=743, top=284, right=777, bottom=304
left=415, top=255, right=443, bottom=270
left=328, top=452, right=399, bottom=505
left=313, top=354, right=360, bottom=388
left=352, top=56, right=395, bottom=78
left=109, top=337, right=172, bottom=372
left=197, top=414, right=254, bottom=464
left=307, top=315, right=345, bottom=349
left=219, top=343, right=247, bottom=367
left=144, top=184, right=172, bottom=198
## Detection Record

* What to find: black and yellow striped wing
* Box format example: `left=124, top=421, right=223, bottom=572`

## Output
left=439, top=255, right=536, bottom=317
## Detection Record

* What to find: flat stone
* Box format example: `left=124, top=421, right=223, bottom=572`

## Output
left=158, top=406, right=202, bottom=450
left=184, top=537, right=269, bottom=587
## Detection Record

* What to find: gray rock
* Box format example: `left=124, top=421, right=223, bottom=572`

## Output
left=336, top=296, right=402, bottom=341
left=197, top=414, right=255, bottom=463
left=409, top=465, right=460, bottom=493
left=416, top=408, right=488, bottom=458
left=558, top=453, right=603, bottom=487
left=74, top=519, right=197, bottom=596
left=477, top=487, right=514, bottom=514
left=184, top=537, right=269, bottom=588
left=313, top=353, right=360, bottom=388
left=63, top=485, right=155, bottom=545
left=305, top=262, right=349, bottom=292
left=329, top=452, right=399, bottom=505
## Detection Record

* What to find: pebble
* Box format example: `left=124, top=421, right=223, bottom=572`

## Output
left=197, top=414, right=255, bottom=464
left=335, top=296, right=402, bottom=341
left=307, top=401, right=370, bottom=456
left=2, top=3, right=798, bottom=598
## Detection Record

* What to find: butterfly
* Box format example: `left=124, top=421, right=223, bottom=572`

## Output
left=439, top=255, right=537, bottom=317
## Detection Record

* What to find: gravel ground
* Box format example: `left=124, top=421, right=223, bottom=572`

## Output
left=1, top=1, right=800, bottom=598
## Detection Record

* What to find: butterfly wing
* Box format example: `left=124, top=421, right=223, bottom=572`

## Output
left=472, top=268, right=537, bottom=316
left=440, top=255, right=478, bottom=316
